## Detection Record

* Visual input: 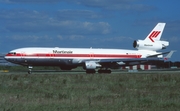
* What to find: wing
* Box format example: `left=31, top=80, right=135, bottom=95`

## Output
left=99, top=58, right=163, bottom=66
left=147, top=50, right=176, bottom=58
left=97, top=51, right=175, bottom=67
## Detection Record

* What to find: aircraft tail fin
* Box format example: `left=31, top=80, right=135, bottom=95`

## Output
left=144, top=23, right=166, bottom=42
left=133, top=22, right=169, bottom=51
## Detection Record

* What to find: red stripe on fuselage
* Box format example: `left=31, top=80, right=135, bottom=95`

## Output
left=6, top=53, right=142, bottom=58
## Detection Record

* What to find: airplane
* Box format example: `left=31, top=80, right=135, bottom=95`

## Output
left=4, top=23, right=174, bottom=74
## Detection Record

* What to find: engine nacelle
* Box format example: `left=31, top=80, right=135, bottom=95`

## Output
left=133, top=40, right=169, bottom=51
left=84, top=61, right=101, bottom=69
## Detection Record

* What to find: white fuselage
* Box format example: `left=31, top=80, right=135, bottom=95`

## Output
left=5, top=47, right=158, bottom=66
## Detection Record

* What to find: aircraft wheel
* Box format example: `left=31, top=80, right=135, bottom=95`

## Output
left=98, top=70, right=111, bottom=74
left=98, top=70, right=103, bottom=73
left=28, top=70, right=32, bottom=74
left=28, top=66, right=33, bottom=74
left=86, top=69, right=96, bottom=74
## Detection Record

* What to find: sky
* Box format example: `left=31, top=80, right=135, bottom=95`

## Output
left=0, top=0, right=180, bottom=61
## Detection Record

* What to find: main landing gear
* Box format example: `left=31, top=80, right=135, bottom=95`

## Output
left=28, top=66, right=33, bottom=74
left=86, top=69, right=96, bottom=74
left=98, top=69, right=111, bottom=74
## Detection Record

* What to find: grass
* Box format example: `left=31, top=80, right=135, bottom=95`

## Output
left=0, top=72, right=180, bottom=111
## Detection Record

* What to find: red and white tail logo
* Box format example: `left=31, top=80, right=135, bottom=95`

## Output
left=148, top=31, right=161, bottom=42
left=144, top=23, right=165, bottom=42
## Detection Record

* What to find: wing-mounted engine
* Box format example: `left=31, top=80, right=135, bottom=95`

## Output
left=84, top=61, right=101, bottom=69
left=133, top=40, right=169, bottom=51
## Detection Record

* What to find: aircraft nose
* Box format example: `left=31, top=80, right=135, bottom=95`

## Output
left=4, top=55, right=8, bottom=61
left=4, top=54, right=11, bottom=61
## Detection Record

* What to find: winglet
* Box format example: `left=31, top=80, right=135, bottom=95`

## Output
left=164, top=50, right=176, bottom=60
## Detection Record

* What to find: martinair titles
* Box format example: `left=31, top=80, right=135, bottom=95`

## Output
left=53, top=50, right=73, bottom=54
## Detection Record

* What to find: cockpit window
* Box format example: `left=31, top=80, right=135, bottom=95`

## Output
left=8, top=52, right=16, bottom=55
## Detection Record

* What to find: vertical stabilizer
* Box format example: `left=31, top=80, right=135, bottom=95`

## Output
left=133, top=23, right=169, bottom=51
left=144, top=23, right=166, bottom=42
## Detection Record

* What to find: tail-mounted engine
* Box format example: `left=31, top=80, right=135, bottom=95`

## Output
left=133, top=40, right=169, bottom=51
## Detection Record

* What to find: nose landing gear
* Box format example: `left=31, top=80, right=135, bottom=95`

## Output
left=28, top=66, right=33, bottom=74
